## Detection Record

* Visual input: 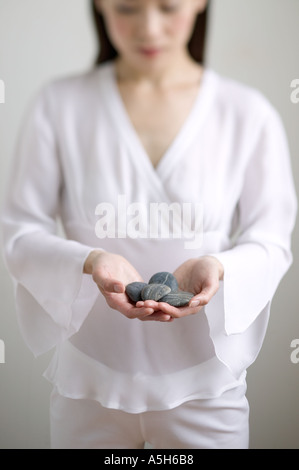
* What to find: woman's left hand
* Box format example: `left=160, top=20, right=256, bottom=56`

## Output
left=136, top=256, right=224, bottom=320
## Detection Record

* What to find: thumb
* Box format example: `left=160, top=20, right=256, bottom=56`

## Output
left=189, top=282, right=219, bottom=307
left=93, top=273, right=125, bottom=294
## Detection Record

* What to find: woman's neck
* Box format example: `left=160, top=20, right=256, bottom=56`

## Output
left=115, top=52, right=203, bottom=91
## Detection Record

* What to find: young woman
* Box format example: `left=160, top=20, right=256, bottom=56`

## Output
left=1, top=0, right=297, bottom=449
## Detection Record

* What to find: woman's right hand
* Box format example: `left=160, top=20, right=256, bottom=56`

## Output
left=83, top=250, right=172, bottom=322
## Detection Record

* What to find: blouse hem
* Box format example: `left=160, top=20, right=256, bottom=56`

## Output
left=43, top=340, right=246, bottom=414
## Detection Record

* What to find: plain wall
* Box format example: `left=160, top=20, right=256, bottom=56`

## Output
left=0, top=0, right=298, bottom=449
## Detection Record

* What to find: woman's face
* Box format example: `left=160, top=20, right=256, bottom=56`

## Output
left=95, top=0, right=207, bottom=71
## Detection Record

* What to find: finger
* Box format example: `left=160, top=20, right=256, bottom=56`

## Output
left=127, top=307, right=156, bottom=319
left=158, top=301, right=202, bottom=318
left=136, top=300, right=160, bottom=309
left=105, top=294, right=156, bottom=319
left=141, top=300, right=201, bottom=319
left=137, top=299, right=201, bottom=317
left=139, top=312, right=173, bottom=322
left=96, top=277, right=125, bottom=294
left=136, top=299, right=177, bottom=314
left=189, top=283, right=219, bottom=307
left=132, top=300, right=175, bottom=321
left=137, top=299, right=203, bottom=319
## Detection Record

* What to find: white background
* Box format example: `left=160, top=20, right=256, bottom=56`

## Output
left=0, top=0, right=298, bottom=449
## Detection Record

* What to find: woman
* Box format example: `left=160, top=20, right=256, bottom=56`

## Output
left=1, top=0, right=297, bottom=449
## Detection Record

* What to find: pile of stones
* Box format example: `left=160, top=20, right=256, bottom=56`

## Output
left=125, top=272, right=194, bottom=307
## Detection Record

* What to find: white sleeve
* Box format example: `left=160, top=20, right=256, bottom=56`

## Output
left=206, top=105, right=297, bottom=337
left=1, top=87, right=99, bottom=357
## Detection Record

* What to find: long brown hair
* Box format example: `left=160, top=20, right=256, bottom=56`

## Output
left=91, top=1, right=210, bottom=65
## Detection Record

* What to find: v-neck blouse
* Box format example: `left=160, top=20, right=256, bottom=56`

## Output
left=1, top=62, right=297, bottom=412
left=105, top=64, right=215, bottom=185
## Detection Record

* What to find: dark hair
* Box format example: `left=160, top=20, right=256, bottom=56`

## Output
left=91, top=1, right=209, bottom=65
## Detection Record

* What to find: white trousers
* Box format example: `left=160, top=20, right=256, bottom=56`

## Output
left=50, top=384, right=249, bottom=449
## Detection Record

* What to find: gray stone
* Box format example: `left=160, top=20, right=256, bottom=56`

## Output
left=148, top=272, right=178, bottom=292
left=159, top=291, right=194, bottom=307
left=141, top=284, right=171, bottom=301
left=125, top=282, right=148, bottom=302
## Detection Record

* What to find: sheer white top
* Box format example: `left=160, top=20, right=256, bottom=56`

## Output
left=2, top=62, right=297, bottom=412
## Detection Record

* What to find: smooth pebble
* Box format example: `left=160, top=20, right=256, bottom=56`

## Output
left=125, top=282, right=148, bottom=302
left=141, top=284, right=171, bottom=301
left=159, top=291, right=194, bottom=307
left=148, top=272, right=178, bottom=292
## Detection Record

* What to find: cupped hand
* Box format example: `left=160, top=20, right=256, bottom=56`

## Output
left=84, top=250, right=172, bottom=322
left=136, top=256, right=224, bottom=320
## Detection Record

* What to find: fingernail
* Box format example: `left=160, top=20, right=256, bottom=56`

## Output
left=190, top=300, right=200, bottom=307
left=114, top=284, right=123, bottom=293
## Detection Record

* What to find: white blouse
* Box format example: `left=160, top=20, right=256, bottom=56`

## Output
left=1, top=62, right=297, bottom=412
